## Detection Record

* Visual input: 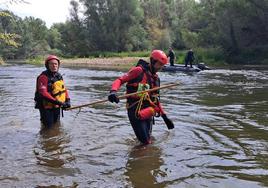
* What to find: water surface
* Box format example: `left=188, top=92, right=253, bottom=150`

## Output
left=0, top=64, right=267, bottom=187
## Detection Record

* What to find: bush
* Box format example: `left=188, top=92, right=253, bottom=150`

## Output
left=225, top=46, right=268, bottom=64
left=86, top=51, right=150, bottom=58
left=26, top=56, right=44, bottom=65
left=195, top=47, right=226, bottom=65
left=0, top=56, right=5, bottom=65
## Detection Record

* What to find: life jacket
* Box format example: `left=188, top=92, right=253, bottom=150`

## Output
left=34, top=70, right=66, bottom=109
left=126, top=59, right=160, bottom=106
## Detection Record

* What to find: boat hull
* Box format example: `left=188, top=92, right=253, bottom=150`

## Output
left=162, top=65, right=201, bottom=72
left=162, top=63, right=211, bottom=72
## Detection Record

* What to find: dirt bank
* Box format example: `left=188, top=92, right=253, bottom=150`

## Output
left=61, top=57, right=148, bottom=70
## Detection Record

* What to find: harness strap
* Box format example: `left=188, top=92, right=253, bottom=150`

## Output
left=133, top=92, right=160, bottom=119
left=126, top=100, right=139, bottom=110
left=52, top=90, right=66, bottom=97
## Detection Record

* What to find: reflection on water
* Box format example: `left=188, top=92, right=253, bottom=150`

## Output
left=125, top=145, right=164, bottom=188
left=0, top=64, right=268, bottom=187
left=34, top=122, right=75, bottom=168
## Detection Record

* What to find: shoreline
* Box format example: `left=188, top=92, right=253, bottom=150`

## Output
left=61, top=57, right=147, bottom=71
left=3, top=57, right=267, bottom=71
left=3, top=57, right=148, bottom=71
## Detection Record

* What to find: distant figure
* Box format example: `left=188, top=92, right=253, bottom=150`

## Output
left=167, top=47, right=175, bottom=66
left=34, top=55, right=71, bottom=128
left=184, top=49, right=195, bottom=68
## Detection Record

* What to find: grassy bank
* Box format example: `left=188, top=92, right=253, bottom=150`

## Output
left=61, top=57, right=145, bottom=71
left=225, top=46, right=268, bottom=65
left=75, top=48, right=227, bottom=66
left=172, top=47, right=226, bottom=66
left=85, top=51, right=150, bottom=58
left=26, top=56, right=43, bottom=65
left=5, top=47, right=268, bottom=69
left=62, top=48, right=227, bottom=68
left=23, top=47, right=267, bottom=70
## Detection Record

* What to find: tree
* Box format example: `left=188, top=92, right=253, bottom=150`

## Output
left=0, top=0, right=27, bottom=48
left=80, top=0, right=146, bottom=52
left=0, top=11, right=20, bottom=47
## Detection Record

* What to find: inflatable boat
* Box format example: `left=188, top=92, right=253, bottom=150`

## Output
left=162, top=63, right=211, bottom=72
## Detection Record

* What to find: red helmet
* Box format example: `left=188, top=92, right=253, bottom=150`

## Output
left=45, top=55, right=60, bottom=69
left=150, top=50, right=168, bottom=65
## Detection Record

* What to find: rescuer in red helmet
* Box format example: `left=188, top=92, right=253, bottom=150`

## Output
left=34, top=55, right=71, bottom=128
left=108, top=50, right=173, bottom=145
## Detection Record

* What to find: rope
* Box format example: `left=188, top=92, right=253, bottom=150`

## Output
left=135, top=92, right=147, bottom=118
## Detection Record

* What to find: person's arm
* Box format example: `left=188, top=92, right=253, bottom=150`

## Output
left=65, top=90, right=69, bottom=99
left=167, top=51, right=170, bottom=58
left=111, top=66, right=144, bottom=92
left=108, top=66, right=144, bottom=103
left=62, top=88, right=71, bottom=109
left=158, top=102, right=174, bottom=129
left=37, top=75, right=62, bottom=104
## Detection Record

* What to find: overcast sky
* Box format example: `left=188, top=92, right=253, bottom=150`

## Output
left=0, top=0, right=72, bottom=27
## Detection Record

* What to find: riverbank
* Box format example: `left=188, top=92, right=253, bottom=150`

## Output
left=0, top=47, right=234, bottom=69
left=61, top=57, right=147, bottom=70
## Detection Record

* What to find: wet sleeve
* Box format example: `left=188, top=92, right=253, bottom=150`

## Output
left=37, top=75, right=57, bottom=103
left=158, top=102, right=166, bottom=115
left=111, top=67, right=143, bottom=91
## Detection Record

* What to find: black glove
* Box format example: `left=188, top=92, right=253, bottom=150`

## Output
left=54, top=100, right=63, bottom=106
left=62, top=98, right=71, bottom=110
left=162, top=114, right=174, bottom=129
left=108, top=91, right=119, bottom=103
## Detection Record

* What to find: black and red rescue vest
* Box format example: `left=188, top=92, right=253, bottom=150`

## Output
left=126, top=60, right=160, bottom=105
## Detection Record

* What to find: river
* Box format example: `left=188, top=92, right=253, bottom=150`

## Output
left=0, top=64, right=267, bottom=187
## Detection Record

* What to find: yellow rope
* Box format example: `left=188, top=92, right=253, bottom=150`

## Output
left=135, top=92, right=147, bottom=118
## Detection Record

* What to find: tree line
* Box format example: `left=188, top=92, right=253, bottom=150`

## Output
left=1, top=0, right=268, bottom=64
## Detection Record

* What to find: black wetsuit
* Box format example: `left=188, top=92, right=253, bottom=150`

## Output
left=167, top=50, right=175, bottom=66
left=185, top=50, right=194, bottom=67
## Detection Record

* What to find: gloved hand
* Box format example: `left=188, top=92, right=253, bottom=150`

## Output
left=62, top=98, right=71, bottom=110
left=54, top=100, right=63, bottom=106
left=161, top=114, right=174, bottom=129
left=108, top=91, right=119, bottom=103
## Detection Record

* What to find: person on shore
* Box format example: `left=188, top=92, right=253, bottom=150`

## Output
left=184, top=49, right=195, bottom=68
left=167, top=47, right=175, bottom=66
left=108, top=50, right=172, bottom=145
left=34, top=55, right=71, bottom=128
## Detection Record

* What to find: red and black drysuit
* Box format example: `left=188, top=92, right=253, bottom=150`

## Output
left=110, top=60, right=164, bottom=144
left=35, top=70, right=70, bottom=127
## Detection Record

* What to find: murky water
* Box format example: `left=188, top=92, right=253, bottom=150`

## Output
left=0, top=64, right=267, bottom=187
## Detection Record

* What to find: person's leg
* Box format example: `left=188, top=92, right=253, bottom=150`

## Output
left=39, top=108, right=54, bottom=128
left=170, top=59, right=174, bottom=66
left=184, top=59, right=188, bottom=67
left=39, top=108, right=45, bottom=122
left=53, top=108, right=61, bottom=123
left=190, top=60, right=193, bottom=68
left=128, top=109, right=152, bottom=145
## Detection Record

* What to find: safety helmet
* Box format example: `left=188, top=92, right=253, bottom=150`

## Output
left=45, top=55, right=60, bottom=69
left=150, top=50, right=168, bottom=65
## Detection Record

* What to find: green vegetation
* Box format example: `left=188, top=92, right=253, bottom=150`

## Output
left=1, top=0, right=267, bottom=65
left=85, top=51, right=150, bottom=58
left=26, top=56, right=43, bottom=65
left=0, top=56, right=4, bottom=65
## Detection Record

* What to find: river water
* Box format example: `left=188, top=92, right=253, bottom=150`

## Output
left=0, top=64, right=267, bottom=188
